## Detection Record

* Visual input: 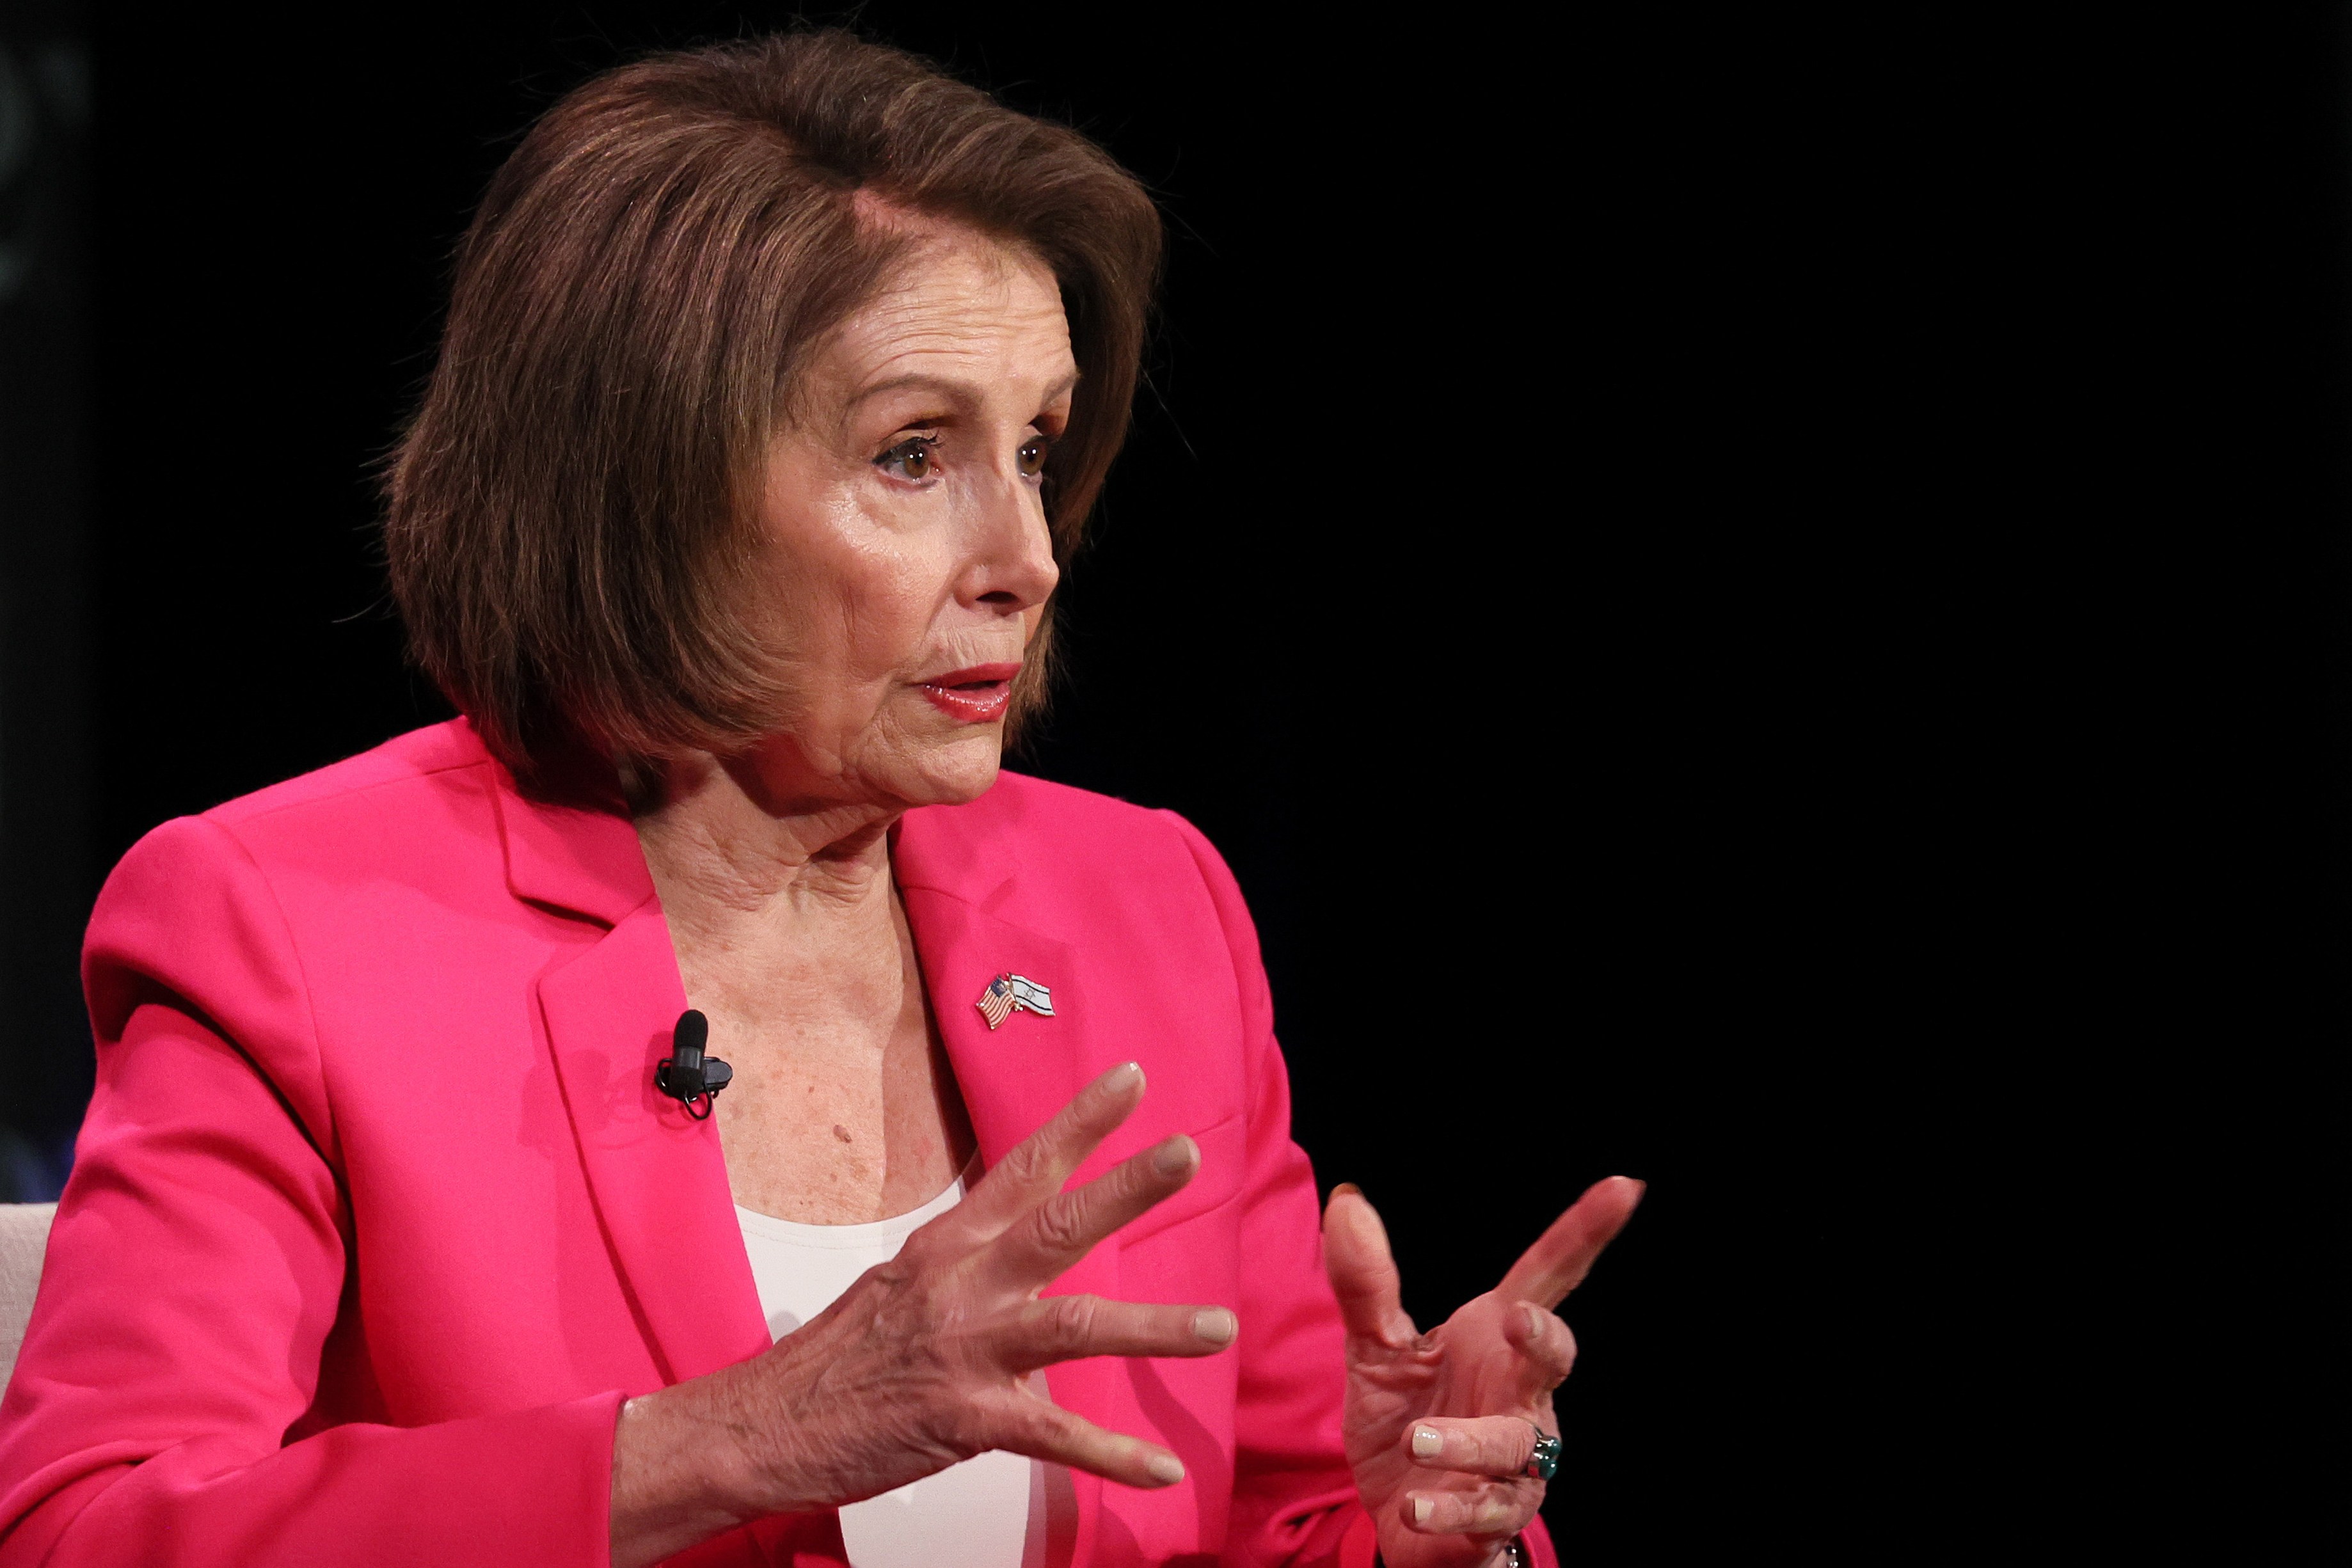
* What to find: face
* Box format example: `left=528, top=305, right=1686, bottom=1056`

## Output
left=743, top=225, right=1071, bottom=812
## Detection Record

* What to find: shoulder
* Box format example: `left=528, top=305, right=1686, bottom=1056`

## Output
left=200, top=719, right=498, bottom=837
left=86, top=722, right=511, bottom=1023
left=102, top=717, right=493, bottom=872
left=108, top=720, right=505, bottom=893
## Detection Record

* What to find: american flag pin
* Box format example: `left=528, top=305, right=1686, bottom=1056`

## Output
left=976, top=972, right=1054, bottom=1031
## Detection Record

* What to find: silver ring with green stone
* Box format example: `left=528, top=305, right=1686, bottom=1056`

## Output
left=1524, top=1423, right=1562, bottom=1480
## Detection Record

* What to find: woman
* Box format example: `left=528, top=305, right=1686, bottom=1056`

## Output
left=0, top=31, right=1638, bottom=1568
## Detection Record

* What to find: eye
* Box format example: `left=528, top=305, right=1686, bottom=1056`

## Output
left=1017, top=434, right=1053, bottom=479
left=875, top=435, right=940, bottom=482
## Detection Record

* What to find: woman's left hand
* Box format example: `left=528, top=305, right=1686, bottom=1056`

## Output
left=1324, top=1176, right=1644, bottom=1568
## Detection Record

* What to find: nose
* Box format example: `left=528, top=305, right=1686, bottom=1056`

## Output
left=960, top=468, right=1060, bottom=614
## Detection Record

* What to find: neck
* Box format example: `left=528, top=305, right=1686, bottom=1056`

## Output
left=631, top=750, right=903, bottom=927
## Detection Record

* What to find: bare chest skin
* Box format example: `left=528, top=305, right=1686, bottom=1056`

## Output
left=662, top=876, right=978, bottom=1224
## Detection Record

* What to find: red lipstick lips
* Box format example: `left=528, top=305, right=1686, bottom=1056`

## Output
left=918, top=662, right=1021, bottom=723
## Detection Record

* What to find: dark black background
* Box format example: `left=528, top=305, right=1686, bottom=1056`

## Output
left=1, top=3, right=2347, bottom=1559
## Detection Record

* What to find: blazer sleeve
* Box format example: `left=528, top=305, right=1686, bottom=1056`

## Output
left=0, top=814, right=623, bottom=1568
left=1166, top=816, right=1559, bottom=1568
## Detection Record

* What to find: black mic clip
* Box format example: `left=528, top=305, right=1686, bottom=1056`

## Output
left=656, top=1009, right=733, bottom=1120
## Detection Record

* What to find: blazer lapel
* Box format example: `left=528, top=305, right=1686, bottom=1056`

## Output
left=896, top=860, right=1120, bottom=1568
left=535, top=896, right=770, bottom=1386
left=493, top=764, right=767, bottom=1388
left=900, top=890, right=1093, bottom=1169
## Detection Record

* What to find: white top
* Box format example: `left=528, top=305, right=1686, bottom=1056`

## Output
left=736, top=1165, right=1044, bottom=1568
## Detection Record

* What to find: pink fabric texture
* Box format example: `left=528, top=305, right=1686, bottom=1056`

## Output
left=0, top=720, right=1556, bottom=1567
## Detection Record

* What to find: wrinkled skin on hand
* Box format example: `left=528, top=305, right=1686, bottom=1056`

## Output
left=1326, top=1177, right=1644, bottom=1568
left=610, top=1063, right=1236, bottom=1567
left=711, top=1070, right=1225, bottom=1510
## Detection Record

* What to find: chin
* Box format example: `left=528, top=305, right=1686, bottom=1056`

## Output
left=894, top=729, right=1006, bottom=807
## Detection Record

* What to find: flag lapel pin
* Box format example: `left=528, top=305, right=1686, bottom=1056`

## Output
left=976, top=972, right=1054, bottom=1031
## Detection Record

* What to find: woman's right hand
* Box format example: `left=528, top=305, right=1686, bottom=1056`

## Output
left=609, top=1061, right=1231, bottom=1567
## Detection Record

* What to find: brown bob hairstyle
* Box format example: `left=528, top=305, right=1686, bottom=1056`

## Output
left=384, top=31, right=1161, bottom=784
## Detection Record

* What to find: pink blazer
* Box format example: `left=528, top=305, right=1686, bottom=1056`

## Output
left=0, top=721, right=1556, bottom=1567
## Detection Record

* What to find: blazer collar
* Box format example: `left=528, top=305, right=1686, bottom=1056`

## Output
left=477, top=731, right=651, bottom=927
left=890, top=796, right=1013, bottom=908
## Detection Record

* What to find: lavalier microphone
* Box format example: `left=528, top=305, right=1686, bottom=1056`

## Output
left=656, top=1009, right=732, bottom=1120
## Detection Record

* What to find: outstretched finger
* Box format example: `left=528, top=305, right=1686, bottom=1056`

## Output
left=992, top=1389, right=1191, bottom=1492
left=1000, top=1295, right=1238, bottom=1370
left=987, top=1134, right=1200, bottom=1288
left=1496, top=1175, right=1645, bottom=1310
left=1322, top=1184, right=1417, bottom=1347
left=949, top=1063, right=1148, bottom=1243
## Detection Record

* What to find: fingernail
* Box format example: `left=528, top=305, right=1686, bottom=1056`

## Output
left=1410, top=1425, right=1443, bottom=1459
left=1522, top=1303, right=1547, bottom=1339
left=1153, top=1136, right=1197, bottom=1178
left=1193, top=1308, right=1237, bottom=1345
left=1410, top=1494, right=1433, bottom=1527
left=1332, top=1182, right=1362, bottom=1200
left=1113, top=1061, right=1145, bottom=1091
left=1146, top=1451, right=1185, bottom=1485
